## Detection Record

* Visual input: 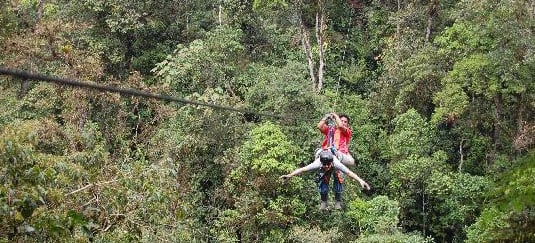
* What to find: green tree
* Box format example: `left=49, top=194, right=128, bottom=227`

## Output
left=426, top=172, right=490, bottom=242
left=65, top=0, right=218, bottom=76
left=466, top=153, right=535, bottom=242
left=215, top=122, right=306, bottom=241
left=432, top=0, right=535, bottom=159
left=388, top=108, right=433, bottom=160
left=346, top=196, right=432, bottom=242
left=153, top=27, right=246, bottom=97
left=347, top=196, right=400, bottom=235
left=0, top=118, right=114, bottom=241
left=367, top=0, right=458, bottom=123
left=388, top=152, right=449, bottom=235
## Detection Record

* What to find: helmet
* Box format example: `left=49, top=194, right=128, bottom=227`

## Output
left=319, top=150, right=333, bottom=165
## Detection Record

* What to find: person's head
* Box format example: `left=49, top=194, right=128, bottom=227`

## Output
left=339, top=114, right=350, bottom=126
left=319, top=150, right=333, bottom=169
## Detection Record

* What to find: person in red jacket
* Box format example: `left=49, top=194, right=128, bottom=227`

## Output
left=317, top=112, right=355, bottom=167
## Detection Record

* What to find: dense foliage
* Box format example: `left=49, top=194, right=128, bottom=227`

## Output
left=1, top=0, right=534, bottom=242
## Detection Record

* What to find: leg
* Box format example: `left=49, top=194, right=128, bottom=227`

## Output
left=337, top=152, right=355, bottom=166
left=332, top=157, right=350, bottom=174
left=333, top=171, right=344, bottom=209
left=319, top=178, right=329, bottom=210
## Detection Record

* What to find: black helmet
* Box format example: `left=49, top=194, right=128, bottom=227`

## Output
left=319, top=150, right=333, bottom=165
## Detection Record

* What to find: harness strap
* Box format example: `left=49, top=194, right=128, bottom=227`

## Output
left=327, top=126, right=337, bottom=154
left=318, top=166, right=344, bottom=184
left=328, top=126, right=335, bottom=148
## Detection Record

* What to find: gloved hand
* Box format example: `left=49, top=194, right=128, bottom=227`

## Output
left=361, top=181, right=371, bottom=191
left=280, top=175, right=291, bottom=180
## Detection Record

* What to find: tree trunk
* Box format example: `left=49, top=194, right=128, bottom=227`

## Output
left=395, top=0, right=401, bottom=39
left=315, top=6, right=326, bottom=93
left=459, top=138, right=466, bottom=172
left=299, top=16, right=317, bottom=89
left=218, top=4, right=223, bottom=26
left=236, top=228, right=242, bottom=242
left=37, top=0, right=45, bottom=21
left=515, top=93, right=525, bottom=150
left=512, top=93, right=535, bottom=151
left=493, top=93, right=503, bottom=152
left=19, top=79, right=30, bottom=98
left=297, top=0, right=327, bottom=93
left=421, top=186, right=427, bottom=236
left=425, top=0, right=438, bottom=42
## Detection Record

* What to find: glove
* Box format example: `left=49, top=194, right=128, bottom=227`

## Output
left=361, top=182, right=371, bottom=191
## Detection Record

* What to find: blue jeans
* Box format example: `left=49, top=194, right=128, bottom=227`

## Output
left=318, top=170, right=343, bottom=201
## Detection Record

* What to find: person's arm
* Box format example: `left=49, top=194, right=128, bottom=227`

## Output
left=333, top=158, right=370, bottom=190
left=317, top=113, right=331, bottom=130
left=331, top=113, right=348, bottom=132
left=280, top=167, right=307, bottom=179
left=280, top=159, right=322, bottom=180
left=345, top=170, right=371, bottom=190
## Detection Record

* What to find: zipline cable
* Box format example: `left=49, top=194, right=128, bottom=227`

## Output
left=0, top=67, right=289, bottom=121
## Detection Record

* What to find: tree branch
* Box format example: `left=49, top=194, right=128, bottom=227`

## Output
left=65, top=179, right=119, bottom=196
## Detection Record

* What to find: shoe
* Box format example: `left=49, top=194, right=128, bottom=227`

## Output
left=319, top=201, right=328, bottom=210
left=334, top=201, right=342, bottom=210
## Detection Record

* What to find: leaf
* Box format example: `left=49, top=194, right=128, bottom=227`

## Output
left=67, top=210, right=87, bottom=226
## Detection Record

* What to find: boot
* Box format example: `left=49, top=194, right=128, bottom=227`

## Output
left=334, top=201, right=342, bottom=210
left=319, top=201, right=328, bottom=210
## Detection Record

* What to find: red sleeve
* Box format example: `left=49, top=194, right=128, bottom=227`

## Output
left=320, top=124, right=329, bottom=135
left=342, top=127, right=352, bottom=137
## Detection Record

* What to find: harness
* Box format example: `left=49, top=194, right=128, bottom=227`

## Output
left=327, top=125, right=338, bottom=155
left=317, top=165, right=344, bottom=184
